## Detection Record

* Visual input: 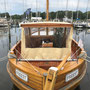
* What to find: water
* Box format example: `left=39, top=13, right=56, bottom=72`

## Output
left=0, top=27, right=21, bottom=90
left=0, top=27, right=90, bottom=90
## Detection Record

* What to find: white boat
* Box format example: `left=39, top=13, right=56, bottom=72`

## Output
left=0, top=18, right=8, bottom=27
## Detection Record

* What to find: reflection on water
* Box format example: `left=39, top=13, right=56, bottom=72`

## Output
left=0, top=27, right=90, bottom=90
left=0, top=27, right=21, bottom=90
left=12, top=84, right=19, bottom=90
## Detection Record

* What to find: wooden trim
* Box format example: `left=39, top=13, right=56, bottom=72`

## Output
left=38, top=28, right=40, bottom=36
left=46, top=27, right=48, bottom=35
left=29, top=28, right=31, bottom=36
left=21, top=23, right=73, bottom=28
left=11, top=41, right=21, bottom=51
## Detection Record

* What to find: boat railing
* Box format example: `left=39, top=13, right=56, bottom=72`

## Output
left=72, top=39, right=82, bottom=58
left=11, top=41, right=21, bottom=58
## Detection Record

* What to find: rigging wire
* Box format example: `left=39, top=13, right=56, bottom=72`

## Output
left=23, top=0, right=24, bottom=14
left=65, top=0, right=69, bottom=18
left=56, top=0, right=59, bottom=20
left=76, top=0, right=80, bottom=19
left=23, top=0, right=25, bottom=20
left=25, top=0, right=27, bottom=19
left=86, top=0, right=90, bottom=22
left=71, top=2, right=74, bottom=23
left=38, top=1, right=40, bottom=17
left=4, top=0, right=7, bottom=18
left=36, top=0, right=38, bottom=17
left=31, top=4, right=32, bottom=19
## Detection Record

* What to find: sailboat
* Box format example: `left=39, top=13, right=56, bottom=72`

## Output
left=7, top=0, right=87, bottom=90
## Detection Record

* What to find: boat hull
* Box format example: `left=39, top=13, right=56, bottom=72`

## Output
left=7, top=58, right=87, bottom=90
left=7, top=36, right=87, bottom=90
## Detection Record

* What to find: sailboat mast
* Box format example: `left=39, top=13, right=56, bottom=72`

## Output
left=86, top=0, right=89, bottom=21
left=66, top=0, right=69, bottom=17
left=4, top=0, right=7, bottom=18
left=36, top=0, right=38, bottom=17
left=76, top=0, right=80, bottom=19
left=46, top=0, right=49, bottom=21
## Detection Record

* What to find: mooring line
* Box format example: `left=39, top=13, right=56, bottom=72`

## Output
left=85, top=59, right=90, bottom=63
left=0, top=56, right=8, bottom=62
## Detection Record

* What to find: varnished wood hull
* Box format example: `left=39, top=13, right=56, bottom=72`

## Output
left=7, top=58, right=86, bottom=90
left=7, top=39, right=87, bottom=90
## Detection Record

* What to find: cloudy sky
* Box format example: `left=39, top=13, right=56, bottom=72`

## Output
left=0, top=0, right=90, bottom=15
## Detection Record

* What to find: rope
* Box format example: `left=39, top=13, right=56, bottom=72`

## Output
left=14, top=48, right=41, bottom=75
left=87, top=55, right=90, bottom=59
left=85, top=59, right=90, bottom=63
left=71, top=48, right=80, bottom=58
left=84, top=55, right=90, bottom=63
left=70, top=48, right=90, bottom=63
left=70, top=46, right=90, bottom=63
left=0, top=56, right=8, bottom=62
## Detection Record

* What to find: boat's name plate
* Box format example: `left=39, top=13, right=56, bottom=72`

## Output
left=16, top=69, right=28, bottom=82
left=65, top=69, right=79, bottom=82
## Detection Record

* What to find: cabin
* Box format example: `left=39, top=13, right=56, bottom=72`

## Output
left=20, top=22, right=73, bottom=61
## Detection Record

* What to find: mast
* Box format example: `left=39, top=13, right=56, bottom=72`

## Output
left=66, top=0, right=69, bottom=18
left=4, top=0, right=7, bottom=18
left=86, top=0, right=89, bottom=21
left=46, top=0, right=49, bottom=21
left=56, top=0, right=59, bottom=19
left=36, top=0, right=38, bottom=17
left=76, top=0, right=80, bottom=19
left=23, top=0, right=25, bottom=19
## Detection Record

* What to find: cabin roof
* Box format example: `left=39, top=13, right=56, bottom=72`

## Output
left=20, top=21, right=73, bottom=28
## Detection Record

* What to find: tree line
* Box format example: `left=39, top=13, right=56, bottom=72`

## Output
left=0, top=11, right=90, bottom=21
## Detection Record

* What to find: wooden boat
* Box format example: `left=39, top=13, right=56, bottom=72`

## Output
left=7, top=0, right=87, bottom=90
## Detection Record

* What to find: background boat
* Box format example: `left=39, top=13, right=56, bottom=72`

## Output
left=0, top=18, right=8, bottom=27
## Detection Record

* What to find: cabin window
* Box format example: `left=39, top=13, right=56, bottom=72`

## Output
left=24, top=27, right=71, bottom=48
left=24, top=28, right=31, bottom=36
left=48, top=27, right=54, bottom=35
left=31, top=28, right=38, bottom=35
left=24, top=28, right=29, bottom=35
left=40, top=28, right=46, bottom=35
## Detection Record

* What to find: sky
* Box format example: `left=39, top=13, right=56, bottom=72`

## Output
left=0, top=0, right=90, bottom=15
